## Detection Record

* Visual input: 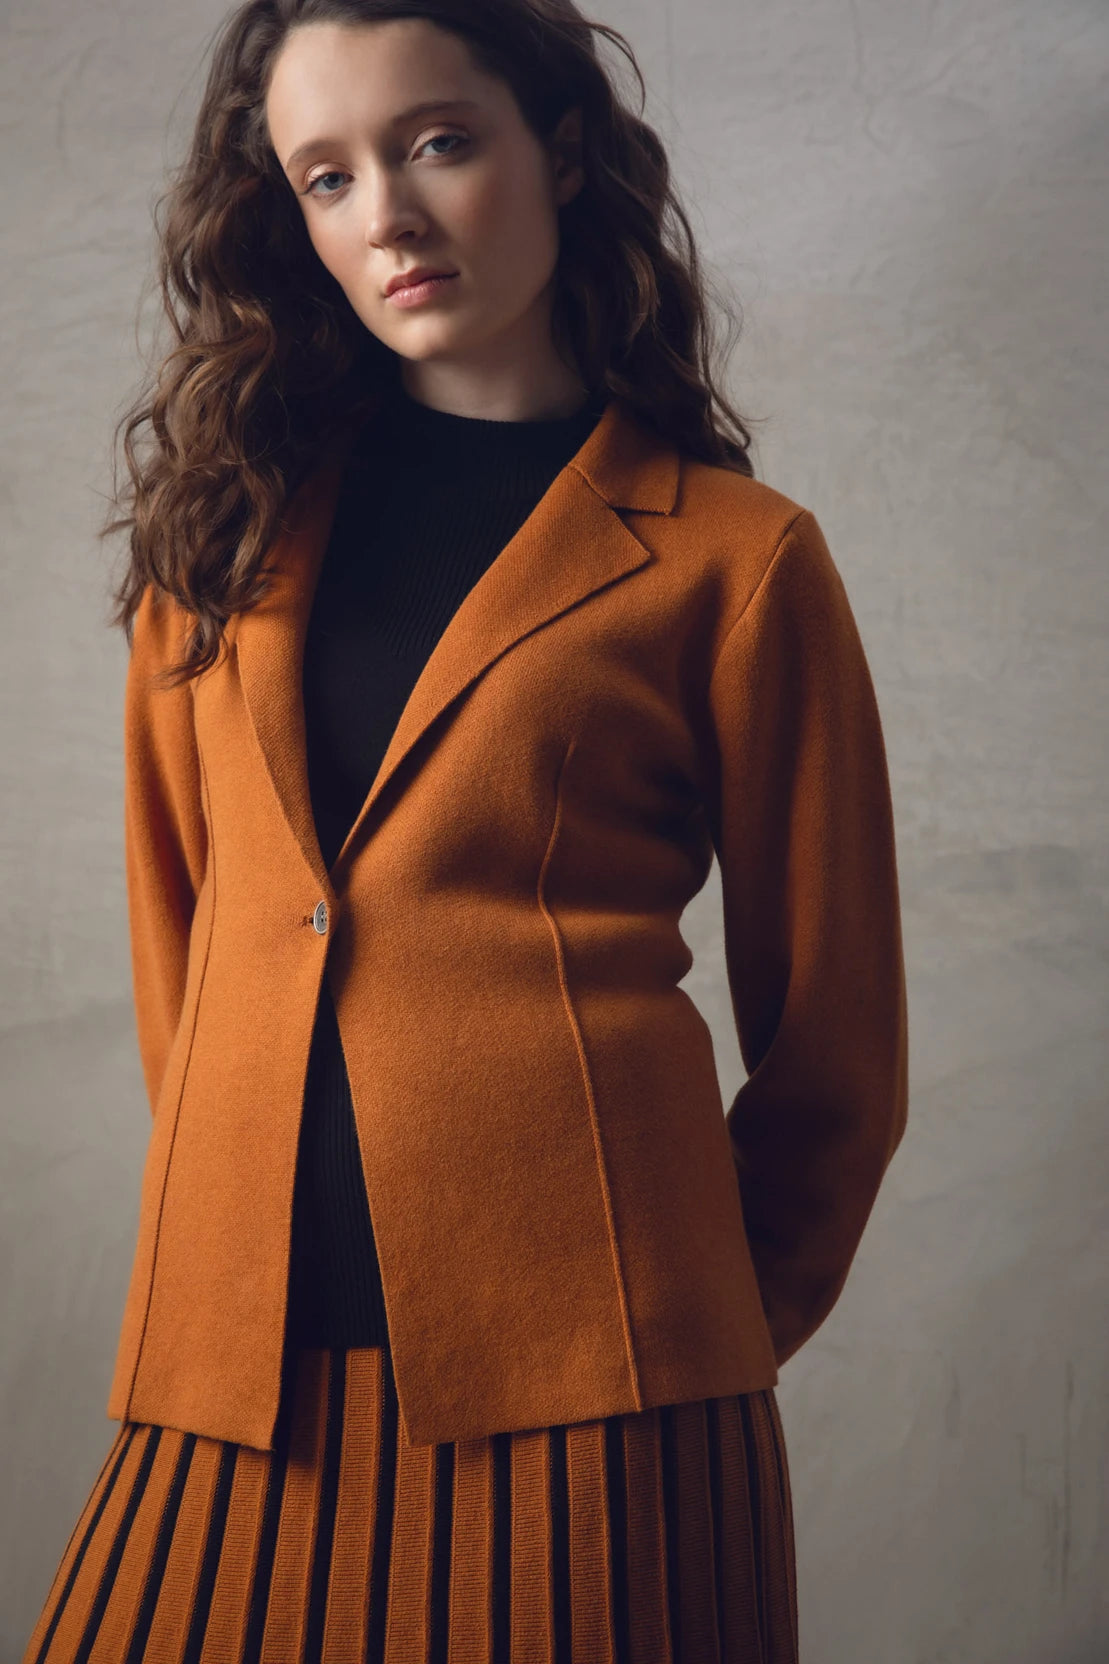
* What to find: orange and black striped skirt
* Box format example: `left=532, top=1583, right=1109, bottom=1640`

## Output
left=24, top=1344, right=798, bottom=1663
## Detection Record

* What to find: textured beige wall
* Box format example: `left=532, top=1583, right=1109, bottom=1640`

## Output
left=3, top=0, right=1106, bottom=1657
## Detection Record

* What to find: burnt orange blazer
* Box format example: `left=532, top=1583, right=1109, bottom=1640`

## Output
left=106, top=395, right=909, bottom=1452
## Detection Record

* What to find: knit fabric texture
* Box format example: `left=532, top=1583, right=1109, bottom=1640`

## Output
left=285, top=379, right=610, bottom=1349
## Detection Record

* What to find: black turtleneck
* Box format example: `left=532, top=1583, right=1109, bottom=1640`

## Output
left=285, top=378, right=610, bottom=1351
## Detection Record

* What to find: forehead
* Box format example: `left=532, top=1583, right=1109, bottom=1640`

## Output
left=265, top=17, right=507, bottom=154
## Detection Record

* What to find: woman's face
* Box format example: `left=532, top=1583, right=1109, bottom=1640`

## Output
left=265, top=18, right=583, bottom=377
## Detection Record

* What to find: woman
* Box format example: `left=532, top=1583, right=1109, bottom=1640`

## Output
left=24, top=0, right=908, bottom=1659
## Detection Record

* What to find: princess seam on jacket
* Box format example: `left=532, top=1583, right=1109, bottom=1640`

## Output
left=123, top=694, right=219, bottom=1415
left=535, top=729, right=643, bottom=1410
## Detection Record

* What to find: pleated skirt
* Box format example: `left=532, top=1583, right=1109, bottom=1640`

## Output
left=24, top=1344, right=798, bottom=1664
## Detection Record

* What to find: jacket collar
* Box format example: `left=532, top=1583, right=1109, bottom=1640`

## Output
left=230, top=393, right=680, bottom=894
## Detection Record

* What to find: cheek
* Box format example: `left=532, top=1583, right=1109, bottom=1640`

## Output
left=305, top=216, right=356, bottom=286
left=456, top=163, right=559, bottom=282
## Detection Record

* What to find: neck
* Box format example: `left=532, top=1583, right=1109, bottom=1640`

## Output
left=396, top=345, right=589, bottom=423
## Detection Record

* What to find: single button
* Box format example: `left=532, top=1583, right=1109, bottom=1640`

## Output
left=312, top=899, right=329, bottom=934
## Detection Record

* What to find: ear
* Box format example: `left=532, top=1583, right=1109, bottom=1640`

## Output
left=548, top=105, right=585, bottom=208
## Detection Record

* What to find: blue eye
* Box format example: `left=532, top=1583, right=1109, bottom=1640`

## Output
left=302, top=133, right=468, bottom=199
left=305, top=170, right=348, bottom=198
left=417, top=132, right=468, bottom=159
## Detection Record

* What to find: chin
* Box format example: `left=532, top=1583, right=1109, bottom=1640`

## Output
left=374, top=324, right=473, bottom=362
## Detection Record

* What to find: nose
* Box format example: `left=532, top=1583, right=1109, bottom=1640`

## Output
left=360, top=163, right=427, bottom=250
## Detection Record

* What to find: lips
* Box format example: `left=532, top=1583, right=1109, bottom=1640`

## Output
left=384, top=266, right=457, bottom=297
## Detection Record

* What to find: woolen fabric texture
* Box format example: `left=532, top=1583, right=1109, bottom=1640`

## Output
left=287, top=383, right=610, bottom=1349
left=106, top=391, right=909, bottom=1452
left=24, top=1347, right=798, bottom=1664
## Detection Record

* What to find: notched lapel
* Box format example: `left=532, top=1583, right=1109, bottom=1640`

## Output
left=233, top=449, right=353, bottom=890
left=233, top=396, right=680, bottom=890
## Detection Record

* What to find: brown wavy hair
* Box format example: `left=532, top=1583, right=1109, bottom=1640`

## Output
left=105, top=0, right=762, bottom=685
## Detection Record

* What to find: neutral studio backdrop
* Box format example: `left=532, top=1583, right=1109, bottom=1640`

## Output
left=2, top=0, right=1106, bottom=1658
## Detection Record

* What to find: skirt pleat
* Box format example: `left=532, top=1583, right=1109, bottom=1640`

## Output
left=24, top=1347, right=798, bottom=1664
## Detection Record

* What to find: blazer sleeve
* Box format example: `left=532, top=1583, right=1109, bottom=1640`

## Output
left=123, top=584, right=209, bottom=1117
left=706, top=507, right=909, bottom=1367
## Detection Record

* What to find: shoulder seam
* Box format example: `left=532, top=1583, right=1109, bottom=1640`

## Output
left=707, top=505, right=812, bottom=693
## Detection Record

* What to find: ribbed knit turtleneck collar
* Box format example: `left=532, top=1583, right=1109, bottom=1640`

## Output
left=391, top=379, right=609, bottom=445
left=352, top=377, right=610, bottom=500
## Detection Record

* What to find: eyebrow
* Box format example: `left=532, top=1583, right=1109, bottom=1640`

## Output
left=283, top=99, right=482, bottom=172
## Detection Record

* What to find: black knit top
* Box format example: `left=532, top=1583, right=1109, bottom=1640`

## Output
left=284, top=376, right=610, bottom=1350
